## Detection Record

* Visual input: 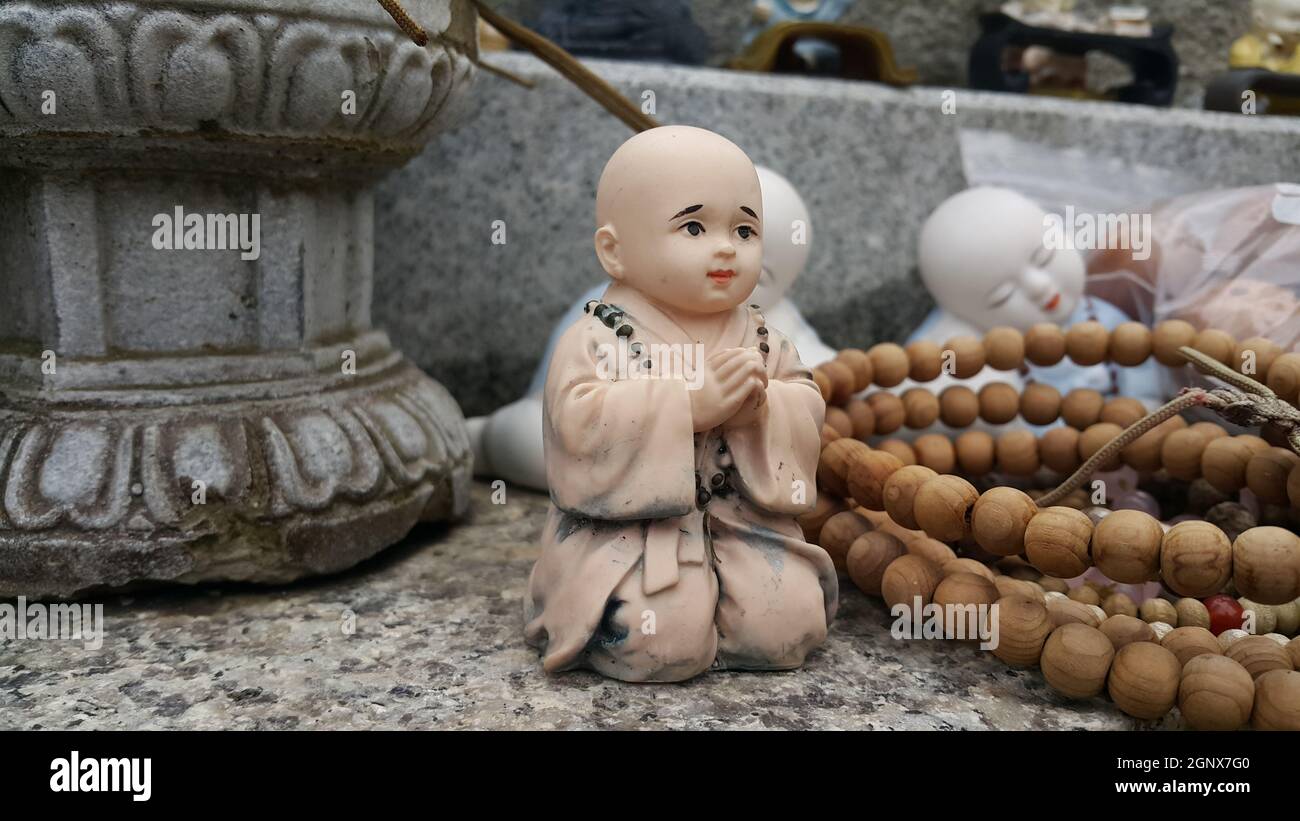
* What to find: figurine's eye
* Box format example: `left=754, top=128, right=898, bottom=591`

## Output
left=736, top=225, right=757, bottom=240
left=682, top=221, right=705, bottom=237
left=987, top=281, right=1016, bottom=308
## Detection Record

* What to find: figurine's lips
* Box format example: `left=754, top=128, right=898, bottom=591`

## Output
left=1044, top=293, right=1061, bottom=312
left=707, top=269, right=736, bottom=283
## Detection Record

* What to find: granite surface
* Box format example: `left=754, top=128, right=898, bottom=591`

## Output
left=1, top=480, right=1179, bottom=730
left=373, top=51, right=1300, bottom=416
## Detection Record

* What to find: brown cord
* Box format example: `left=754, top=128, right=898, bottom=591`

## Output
left=376, top=0, right=429, bottom=46
left=1037, top=346, right=1300, bottom=507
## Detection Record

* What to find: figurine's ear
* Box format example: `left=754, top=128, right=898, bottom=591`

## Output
left=594, top=225, right=624, bottom=280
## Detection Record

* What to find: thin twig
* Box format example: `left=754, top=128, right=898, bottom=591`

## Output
left=377, top=0, right=429, bottom=46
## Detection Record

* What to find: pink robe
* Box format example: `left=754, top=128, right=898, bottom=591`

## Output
left=523, top=283, right=837, bottom=682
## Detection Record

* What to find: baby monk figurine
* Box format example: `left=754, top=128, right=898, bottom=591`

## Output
left=523, top=126, right=837, bottom=682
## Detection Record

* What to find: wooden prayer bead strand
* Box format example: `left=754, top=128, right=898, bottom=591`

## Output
left=1108, top=322, right=1152, bottom=367
left=1266, top=352, right=1300, bottom=405
left=944, top=335, right=986, bottom=379
left=1020, top=382, right=1061, bottom=426
left=867, top=343, right=910, bottom=389
left=1025, top=323, right=1067, bottom=366
left=905, top=340, right=943, bottom=382
left=1151, top=319, right=1197, bottom=366
left=836, top=348, right=875, bottom=393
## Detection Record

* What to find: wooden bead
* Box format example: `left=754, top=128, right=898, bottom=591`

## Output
left=1233, top=526, right=1300, bottom=605
left=954, top=431, right=995, bottom=475
left=1108, top=321, right=1152, bottom=367
left=1289, top=638, right=1300, bottom=670
left=913, top=476, right=979, bottom=542
left=1139, top=597, right=1178, bottom=625
left=1161, top=428, right=1210, bottom=481
left=1122, top=416, right=1183, bottom=473
left=983, top=326, right=1025, bottom=371
left=817, top=438, right=869, bottom=497
left=820, top=424, right=841, bottom=448
left=1190, top=422, right=1229, bottom=441
left=1038, top=576, right=1069, bottom=594
left=1108, top=641, right=1181, bottom=719
left=812, top=369, right=833, bottom=402
left=878, top=439, right=916, bottom=466
left=1162, top=626, right=1222, bottom=667
left=939, top=385, right=979, bottom=428
left=821, top=360, right=856, bottom=406
left=1192, top=328, right=1236, bottom=366
left=971, top=486, right=1038, bottom=557
left=934, top=572, right=1000, bottom=638
left=824, top=406, right=853, bottom=438
left=836, top=348, right=875, bottom=392
left=846, top=448, right=903, bottom=510
left=1025, top=323, right=1067, bottom=366
left=845, top=399, right=876, bottom=440
left=1040, top=427, right=1082, bottom=474
left=1290, top=462, right=1300, bottom=509
left=1101, top=614, right=1155, bottom=649
left=1060, top=388, right=1104, bottom=429
left=867, top=343, right=909, bottom=388
left=1235, top=336, right=1281, bottom=380
left=1246, top=448, right=1300, bottom=506
left=1078, top=422, right=1123, bottom=471
left=1092, top=509, right=1163, bottom=584
left=1100, top=397, right=1146, bottom=428
left=1102, top=592, right=1139, bottom=619
left=1047, top=595, right=1104, bottom=628
left=912, top=434, right=956, bottom=474
left=1152, top=319, right=1197, bottom=366
left=905, top=340, right=943, bottom=382
left=1202, top=435, right=1270, bottom=495
left=1238, top=598, right=1277, bottom=634
left=1161, top=521, right=1233, bottom=597
left=992, top=595, right=1053, bottom=666
left=1250, top=669, right=1300, bottom=730
left=996, top=430, right=1040, bottom=475
left=867, top=391, right=905, bottom=435
left=1025, top=506, right=1093, bottom=578
left=999, top=556, right=1041, bottom=581
left=944, top=335, right=986, bottom=379
left=978, top=382, right=1020, bottom=424
left=1273, top=600, right=1300, bottom=636
left=796, top=492, right=846, bottom=545
left=1042, top=623, right=1115, bottom=698
left=1225, top=635, right=1294, bottom=679
left=847, top=531, right=906, bottom=596
left=1069, top=585, right=1102, bottom=606
left=818, top=510, right=874, bottom=573
left=1066, top=320, right=1109, bottom=366
left=881, top=554, right=942, bottom=609
left=882, top=465, right=938, bottom=531
left=996, top=576, right=1046, bottom=605
left=1266, top=352, right=1300, bottom=403
left=901, top=387, right=940, bottom=429
left=1179, top=654, right=1255, bottom=730
left=1020, top=382, right=1061, bottom=425
left=942, top=557, right=997, bottom=582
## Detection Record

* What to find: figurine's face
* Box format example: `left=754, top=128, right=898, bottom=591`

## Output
left=918, top=187, right=1085, bottom=332
left=594, top=126, right=763, bottom=315
left=750, top=165, right=811, bottom=309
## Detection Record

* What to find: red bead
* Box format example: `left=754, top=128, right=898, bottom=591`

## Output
left=1203, top=594, right=1245, bottom=636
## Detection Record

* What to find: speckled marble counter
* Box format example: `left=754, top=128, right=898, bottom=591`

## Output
left=1, top=482, right=1178, bottom=730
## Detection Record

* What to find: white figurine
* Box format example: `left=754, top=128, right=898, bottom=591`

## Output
left=467, top=165, right=836, bottom=490
left=908, top=186, right=1162, bottom=418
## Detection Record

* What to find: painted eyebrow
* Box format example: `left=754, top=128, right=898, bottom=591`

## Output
left=740, top=206, right=757, bottom=218
left=670, top=204, right=703, bottom=220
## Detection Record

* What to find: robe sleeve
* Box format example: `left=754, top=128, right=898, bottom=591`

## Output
left=543, top=317, right=697, bottom=520
left=725, top=329, right=826, bottom=515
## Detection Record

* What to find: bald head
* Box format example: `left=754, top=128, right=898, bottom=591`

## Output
left=591, top=126, right=764, bottom=315
left=596, top=126, right=758, bottom=227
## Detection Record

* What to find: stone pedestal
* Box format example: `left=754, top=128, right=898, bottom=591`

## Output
left=0, top=0, right=478, bottom=597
